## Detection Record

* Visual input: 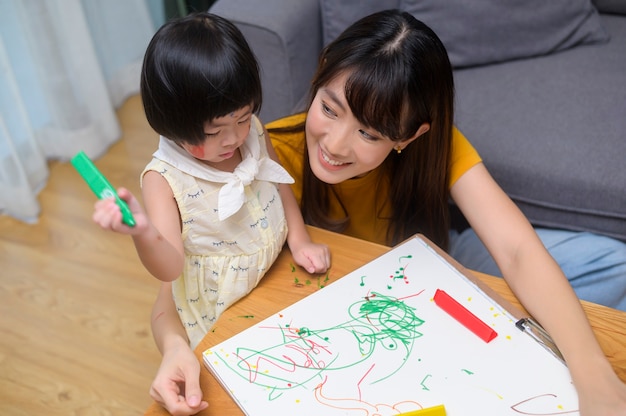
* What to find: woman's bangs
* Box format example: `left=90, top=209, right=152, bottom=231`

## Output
left=345, top=64, right=408, bottom=141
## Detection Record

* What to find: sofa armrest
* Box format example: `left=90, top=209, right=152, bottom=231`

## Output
left=210, top=0, right=322, bottom=123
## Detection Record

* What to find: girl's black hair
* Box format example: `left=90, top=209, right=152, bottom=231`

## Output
left=140, top=12, right=262, bottom=145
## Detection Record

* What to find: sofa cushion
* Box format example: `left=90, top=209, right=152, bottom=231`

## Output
left=453, top=14, right=626, bottom=241
left=400, top=0, right=609, bottom=67
left=320, top=0, right=400, bottom=48
left=321, top=0, right=609, bottom=68
left=593, top=0, right=626, bottom=15
left=210, top=0, right=323, bottom=123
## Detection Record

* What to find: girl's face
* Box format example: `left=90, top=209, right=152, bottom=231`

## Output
left=182, top=105, right=252, bottom=170
left=305, top=73, right=402, bottom=184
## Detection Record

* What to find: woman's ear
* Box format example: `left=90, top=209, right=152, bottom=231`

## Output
left=415, top=122, right=430, bottom=138
left=397, top=123, right=430, bottom=151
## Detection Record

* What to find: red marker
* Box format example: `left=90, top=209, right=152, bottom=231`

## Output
left=434, top=289, right=497, bottom=343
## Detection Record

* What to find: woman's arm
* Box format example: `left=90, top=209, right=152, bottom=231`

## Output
left=264, top=127, right=331, bottom=274
left=149, top=283, right=209, bottom=415
left=451, top=163, right=626, bottom=414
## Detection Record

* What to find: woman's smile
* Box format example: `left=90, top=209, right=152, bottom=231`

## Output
left=319, top=146, right=350, bottom=169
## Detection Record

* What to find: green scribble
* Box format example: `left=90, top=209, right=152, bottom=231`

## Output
left=389, top=254, right=413, bottom=285
left=391, top=267, right=406, bottom=281
left=420, top=374, right=432, bottom=391
left=462, top=368, right=474, bottom=375
left=292, top=267, right=329, bottom=289
left=214, top=291, right=426, bottom=397
left=318, top=272, right=330, bottom=288
left=296, top=327, right=311, bottom=337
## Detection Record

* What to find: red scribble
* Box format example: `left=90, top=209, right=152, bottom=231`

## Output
left=233, top=324, right=335, bottom=383
left=356, top=364, right=376, bottom=400
left=314, top=375, right=421, bottom=415
left=398, top=289, right=426, bottom=301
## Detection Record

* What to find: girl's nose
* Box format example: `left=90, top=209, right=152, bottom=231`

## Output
left=221, top=130, right=239, bottom=147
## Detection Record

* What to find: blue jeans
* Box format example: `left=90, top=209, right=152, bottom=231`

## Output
left=449, top=228, right=626, bottom=311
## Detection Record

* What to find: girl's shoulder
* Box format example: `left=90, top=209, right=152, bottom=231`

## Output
left=141, top=157, right=169, bottom=186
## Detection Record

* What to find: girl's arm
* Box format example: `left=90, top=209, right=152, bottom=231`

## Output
left=264, top=127, right=331, bottom=274
left=132, top=171, right=185, bottom=282
left=92, top=171, right=184, bottom=282
left=149, top=283, right=209, bottom=415
left=451, top=163, right=626, bottom=415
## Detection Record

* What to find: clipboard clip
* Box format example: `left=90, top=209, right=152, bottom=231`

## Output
left=515, top=317, right=565, bottom=365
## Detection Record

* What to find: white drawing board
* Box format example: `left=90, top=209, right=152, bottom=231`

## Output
left=204, top=236, right=578, bottom=415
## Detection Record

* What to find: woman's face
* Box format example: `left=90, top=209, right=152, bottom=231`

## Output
left=305, top=73, right=399, bottom=184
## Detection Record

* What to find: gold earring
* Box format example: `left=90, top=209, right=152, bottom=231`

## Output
left=395, top=145, right=402, bottom=154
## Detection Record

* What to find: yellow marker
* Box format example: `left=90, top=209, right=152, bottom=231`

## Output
left=397, top=404, right=446, bottom=416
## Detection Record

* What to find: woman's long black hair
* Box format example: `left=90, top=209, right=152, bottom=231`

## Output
left=275, top=10, right=455, bottom=249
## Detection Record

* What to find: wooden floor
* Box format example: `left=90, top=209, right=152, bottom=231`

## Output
left=0, top=95, right=163, bottom=415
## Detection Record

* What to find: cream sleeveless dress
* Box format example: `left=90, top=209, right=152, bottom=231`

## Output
left=142, top=116, right=292, bottom=347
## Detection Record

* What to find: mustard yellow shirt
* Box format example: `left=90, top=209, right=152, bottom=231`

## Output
left=268, top=113, right=482, bottom=245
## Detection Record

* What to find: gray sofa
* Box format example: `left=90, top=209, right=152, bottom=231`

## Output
left=210, top=0, right=626, bottom=242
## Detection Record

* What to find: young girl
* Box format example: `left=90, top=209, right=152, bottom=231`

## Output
left=92, top=12, right=329, bottom=412
left=148, top=10, right=626, bottom=416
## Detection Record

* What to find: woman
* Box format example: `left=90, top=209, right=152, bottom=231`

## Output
left=149, top=10, right=626, bottom=415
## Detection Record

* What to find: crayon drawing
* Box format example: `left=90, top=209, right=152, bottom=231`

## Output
left=204, top=236, right=579, bottom=415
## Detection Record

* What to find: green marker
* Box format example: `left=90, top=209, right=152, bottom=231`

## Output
left=71, top=151, right=136, bottom=227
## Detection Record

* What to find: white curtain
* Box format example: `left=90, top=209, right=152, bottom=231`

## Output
left=0, top=0, right=163, bottom=223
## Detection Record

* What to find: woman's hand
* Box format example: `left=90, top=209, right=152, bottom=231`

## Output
left=576, top=363, right=626, bottom=416
left=149, top=338, right=209, bottom=416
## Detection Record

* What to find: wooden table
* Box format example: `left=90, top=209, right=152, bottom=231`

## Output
left=145, top=227, right=626, bottom=415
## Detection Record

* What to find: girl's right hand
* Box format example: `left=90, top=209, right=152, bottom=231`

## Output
left=92, top=187, right=148, bottom=234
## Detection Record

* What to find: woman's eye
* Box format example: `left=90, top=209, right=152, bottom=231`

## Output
left=358, top=129, right=379, bottom=141
left=322, top=102, right=336, bottom=117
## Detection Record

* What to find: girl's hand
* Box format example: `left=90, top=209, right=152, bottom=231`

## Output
left=92, top=187, right=149, bottom=234
left=290, top=241, right=331, bottom=274
left=149, top=340, right=209, bottom=416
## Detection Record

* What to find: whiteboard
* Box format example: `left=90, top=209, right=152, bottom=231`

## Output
left=203, top=236, right=579, bottom=415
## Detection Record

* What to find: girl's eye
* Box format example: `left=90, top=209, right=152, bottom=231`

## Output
left=238, top=117, right=251, bottom=125
left=204, top=131, right=219, bottom=137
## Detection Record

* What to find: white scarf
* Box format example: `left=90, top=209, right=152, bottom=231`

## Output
left=153, top=128, right=294, bottom=221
